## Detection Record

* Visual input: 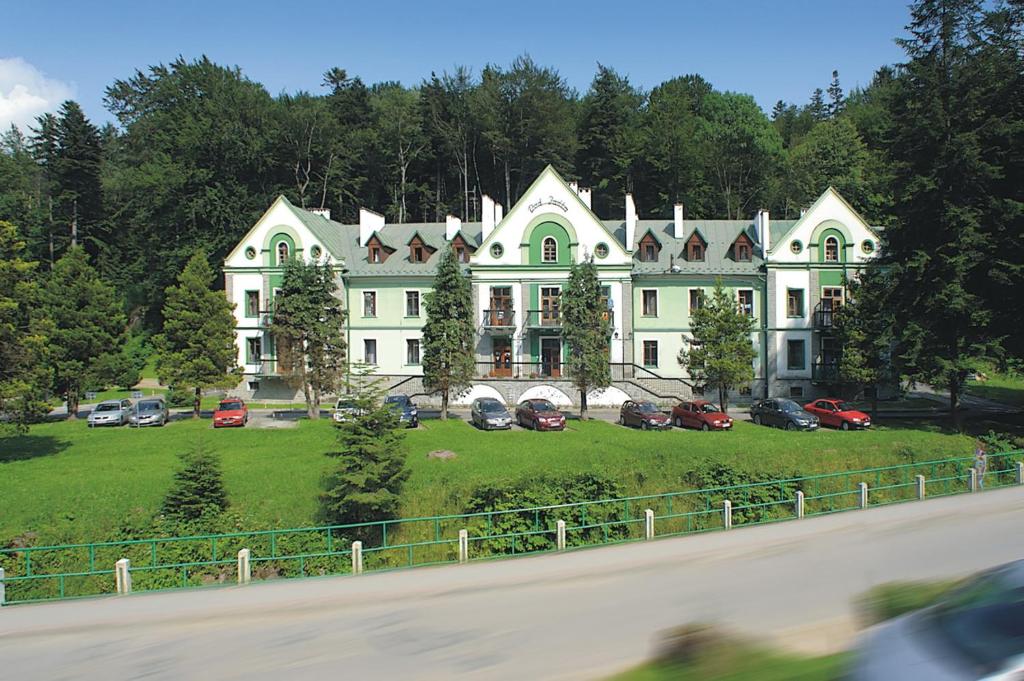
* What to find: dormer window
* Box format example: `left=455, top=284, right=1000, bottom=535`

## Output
left=824, top=236, right=840, bottom=262
left=276, top=241, right=289, bottom=265
left=686, top=232, right=707, bottom=262
left=637, top=232, right=661, bottom=262
left=366, top=234, right=392, bottom=264
left=407, top=234, right=436, bottom=264
left=542, top=237, right=558, bottom=263
left=455, top=246, right=468, bottom=263
left=732, top=232, right=753, bottom=262
left=369, top=246, right=382, bottom=264
left=736, top=243, right=750, bottom=261
left=451, top=233, right=475, bottom=263
left=412, top=245, right=426, bottom=263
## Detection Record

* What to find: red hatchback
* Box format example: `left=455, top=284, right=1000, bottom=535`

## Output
left=213, top=398, right=249, bottom=428
left=671, top=400, right=733, bottom=431
left=803, top=398, right=871, bottom=430
left=515, top=399, right=566, bottom=431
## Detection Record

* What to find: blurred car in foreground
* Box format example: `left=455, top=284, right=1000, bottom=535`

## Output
left=213, top=398, right=248, bottom=428
left=87, top=399, right=132, bottom=427
left=749, top=398, right=819, bottom=430
left=384, top=394, right=419, bottom=428
left=515, top=399, right=565, bottom=431
left=671, top=400, right=733, bottom=431
left=803, top=398, right=871, bottom=430
left=332, top=397, right=363, bottom=423
left=470, top=397, right=512, bottom=430
left=850, top=560, right=1024, bottom=680
left=618, top=400, right=671, bottom=430
left=128, top=398, right=169, bottom=427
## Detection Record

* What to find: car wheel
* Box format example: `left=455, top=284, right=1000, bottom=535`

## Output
left=641, top=420, right=649, bottom=431
left=618, top=415, right=625, bottom=426
left=841, top=421, right=850, bottom=431
left=674, top=417, right=682, bottom=428
left=786, top=421, right=797, bottom=431
left=702, top=423, right=710, bottom=432
left=753, top=415, right=762, bottom=426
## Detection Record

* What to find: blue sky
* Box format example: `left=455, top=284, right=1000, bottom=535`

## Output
left=2, top=0, right=911, bottom=130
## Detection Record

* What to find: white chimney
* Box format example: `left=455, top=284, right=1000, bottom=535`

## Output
left=569, top=181, right=578, bottom=193
left=494, top=202, right=503, bottom=223
left=481, top=194, right=495, bottom=242
left=756, top=208, right=771, bottom=254
left=578, top=188, right=592, bottom=210
left=359, top=208, right=384, bottom=247
left=673, top=203, right=684, bottom=239
left=445, top=215, right=462, bottom=241
left=625, top=193, right=637, bottom=250
left=310, top=207, right=331, bottom=220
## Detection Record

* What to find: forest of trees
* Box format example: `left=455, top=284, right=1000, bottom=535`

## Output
left=0, top=0, right=1020, bottom=405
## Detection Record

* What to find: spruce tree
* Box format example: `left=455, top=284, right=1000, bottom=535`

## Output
left=421, top=245, right=474, bottom=419
left=269, top=258, right=347, bottom=419
left=677, top=281, right=756, bottom=412
left=827, top=70, right=845, bottom=117
left=41, top=246, right=126, bottom=418
left=831, top=275, right=892, bottom=403
left=319, top=375, right=410, bottom=540
left=561, top=257, right=611, bottom=419
left=154, top=251, right=241, bottom=418
left=53, top=101, right=104, bottom=256
left=808, top=88, right=828, bottom=121
left=162, top=439, right=229, bottom=524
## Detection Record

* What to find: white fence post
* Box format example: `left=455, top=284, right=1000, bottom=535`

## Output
left=556, top=520, right=566, bottom=551
left=115, top=558, right=132, bottom=595
left=458, top=529, right=469, bottom=564
left=0, top=567, right=5, bottom=606
left=644, top=509, right=655, bottom=540
left=237, top=548, right=251, bottom=584
left=916, top=475, right=926, bottom=500
left=351, top=541, right=363, bottom=575
left=858, top=482, right=868, bottom=509
left=795, top=491, right=804, bottom=519
left=969, top=468, right=978, bottom=493
left=1016, top=462, right=1023, bottom=485
left=722, top=500, right=732, bottom=530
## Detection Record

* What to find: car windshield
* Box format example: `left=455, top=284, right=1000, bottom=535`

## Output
left=480, top=401, right=506, bottom=413
left=922, top=569, right=1024, bottom=669
left=219, top=401, right=243, bottom=411
left=385, top=396, right=409, bottom=406
left=138, top=401, right=162, bottom=412
left=636, top=402, right=659, bottom=413
left=95, top=403, right=120, bottom=412
left=336, top=401, right=357, bottom=410
left=530, top=400, right=556, bottom=411
left=835, top=401, right=855, bottom=412
left=779, top=399, right=802, bottom=412
left=699, top=403, right=722, bottom=413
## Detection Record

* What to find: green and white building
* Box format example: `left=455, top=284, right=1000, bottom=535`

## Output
left=223, top=166, right=881, bottom=406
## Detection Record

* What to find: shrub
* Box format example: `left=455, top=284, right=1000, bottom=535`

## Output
left=165, top=386, right=193, bottom=407
left=685, top=461, right=800, bottom=526
left=161, top=439, right=229, bottom=524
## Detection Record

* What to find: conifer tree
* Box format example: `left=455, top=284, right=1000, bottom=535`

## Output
left=269, top=257, right=347, bottom=419
left=421, top=245, right=474, bottom=419
left=808, top=88, right=829, bottom=121
left=561, top=257, right=611, bottom=419
left=162, top=439, right=229, bottom=524
left=154, top=251, right=241, bottom=418
left=827, top=70, right=845, bottom=117
left=41, top=246, right=126, bottom=418
left=677, top=281, right=756, bottom=412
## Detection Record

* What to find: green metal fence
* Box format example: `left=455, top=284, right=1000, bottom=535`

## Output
left=1, top=453, right=1021, bottom=605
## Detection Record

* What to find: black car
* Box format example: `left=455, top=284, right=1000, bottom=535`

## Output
left=384, top=394, right=419, bottom=428
left=470, top=397, right=512, bottom=430
left=749, top=398, right=819, bottom=431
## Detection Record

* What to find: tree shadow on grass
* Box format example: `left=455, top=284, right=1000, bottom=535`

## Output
left=0, top=434, right=70, bottom=463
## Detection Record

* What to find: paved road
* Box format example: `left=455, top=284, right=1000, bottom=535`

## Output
left=2, top=487, right=1021, bottom=681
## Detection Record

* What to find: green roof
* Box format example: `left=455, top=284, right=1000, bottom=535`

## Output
left=608, top=220, right=765, bottom=275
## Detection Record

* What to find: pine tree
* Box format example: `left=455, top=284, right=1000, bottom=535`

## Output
left=677, top=281, right=756, bottom=412
left=808, top=88, right=829, bottom=121
left=154, top=251, right=242, bottom=418
left=162, top=439, right=229, bottom=524
left=41, top=246, right=126, bottom=418
left=0, top=221, right=51, bottom=435
left=827, top=70, right=845, bottom=117
left=319, top=375, right=410, bottom=540
left=269, top=257, right=347, bottom=419
left=421, top=245, right=475, bottom=419
left=52, top=102, right=104, bottom=256
left=561, top=257, right=611, bottom=419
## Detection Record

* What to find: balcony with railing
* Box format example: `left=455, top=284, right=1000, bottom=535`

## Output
left=811, top=361, right=839, bottom=384
left=482, top=308, right=516, bottom=331
left=524, top=309, right=562, bottom=330
left=813, top=301, right=838, bottom=331
left=258, top=310, right=274, bottom=328
left=252, top=357, right=278, bottom=377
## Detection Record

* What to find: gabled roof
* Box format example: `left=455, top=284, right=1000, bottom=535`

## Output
left=637, top=228, right=662, bottom=246
left=618, top=220, right=764, bottom=275
left=768, top=186, right=882, bottom=252
left=684, top=227, right=708, bottom=245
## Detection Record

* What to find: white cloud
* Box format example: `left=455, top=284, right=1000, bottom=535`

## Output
left=0, top=57, right=75, bottom=131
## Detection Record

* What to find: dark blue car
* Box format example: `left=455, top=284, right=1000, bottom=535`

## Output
left=384, top=394, right=419, bottom=428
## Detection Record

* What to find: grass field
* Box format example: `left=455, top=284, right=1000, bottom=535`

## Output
left=0, top=416, right=977, bottom=547
left=967, top=365, right=1024, bottom=408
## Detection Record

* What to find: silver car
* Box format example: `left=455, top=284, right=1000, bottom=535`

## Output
left=129, top=398, right=169, bottom=427
left=850, top=560, right=1024, bottom=680
left=471, top=397, right=512, bottom=430
left=87, top=399, right=133, bottom=427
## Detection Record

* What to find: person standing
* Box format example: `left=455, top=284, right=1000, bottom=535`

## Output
left=974, top=441, right=988, bottom=490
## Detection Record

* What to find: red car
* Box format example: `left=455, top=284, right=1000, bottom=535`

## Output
left=213, top=398, right=249, bottom=428
left=803, top=398, right=871, bottom=430
left=671, top=400, right=733, bottom=431
left=514, top=399, right=566, bottom=431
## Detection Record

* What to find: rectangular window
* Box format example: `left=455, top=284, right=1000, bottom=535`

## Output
left=643, top=340, right=659, bottom=368
left=790, top=386, right=804, bottom=398
left=406, top=339, right=421, bottom=365
left=738, top=290, right=754, bottom=317
left=689, top=289, right=704, bottom=312
left=642, top=289, right=658, bottom=317
left=540, top=286, right=560, bottom=325
left=247, top=381, right=260, bottom=392
left=736, top=243, right=751, bottom=261
left=244, top=290, right=260, bottom=318
left=787, top=339, right=806, bottom=371
left=363, top=291, right=377, bottom=317
left=405, top=290, right=420, bottom=317
left=643, top=244, right=657, bottom=261
left=364, top=339, right=377, bottom=365
left=739, top=386, right=752, bottom=396
left=455, top=246, right=468, bottom=263
left=412, top=246, right=425, bottom=263
left=689, top=242, right=704, bottom=261
left=369, top=246, right=382, bottom=264
left=601, top=285, right=612, bottom=321
left=245, top=337, right=261, bottom=364
left=787, top=289, right=805, bottom=317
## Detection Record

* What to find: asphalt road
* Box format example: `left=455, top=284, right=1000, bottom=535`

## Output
left=2, top=486, right=1021, bottom=681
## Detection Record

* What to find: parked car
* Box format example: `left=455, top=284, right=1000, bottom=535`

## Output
left=849, top=560, right=1024, bottom=680
left=470, top=397, right=512, bottom=430
left=87, top=399, right=133, bottom=427
left=384, top=394, right=419, bottom=428
left=515, top=399, right=566, bottom=431
left=671, top=400, right=733, bottom=431
left=213, top=398, right=248, bottom=428
left=749, top=398, right=819, bottom=430
left=803, top=398, right=871, bottom=430
left=332, top=397, right=363, bottom=423
left=619, top=400, right=671, bottom=430
left=128, top=398, right=169, bottom=427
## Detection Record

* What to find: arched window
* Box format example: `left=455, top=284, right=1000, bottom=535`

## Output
left=823, top=236, right=839, bottom=262
left=542, top=236, right=558, bottom=263
left=276, top=240, right=290, bottom=265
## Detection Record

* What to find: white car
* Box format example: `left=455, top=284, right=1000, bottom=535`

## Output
left=87, top=399, right=133, bottom=427
left=332, top=398, right=364, bottom=423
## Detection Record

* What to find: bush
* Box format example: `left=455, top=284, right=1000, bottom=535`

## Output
left=165, top=386, right=193, bottom=407
left=685, top=461, right=800, bottom=526
left=161, top=439, right=229, bottom=524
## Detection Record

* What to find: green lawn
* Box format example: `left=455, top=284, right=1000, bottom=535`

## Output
left=967, top=366, right=1024, bottom=408
left=610, top=641, right=847, bottom=680
left=0, top=417, right=976, bottom=547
